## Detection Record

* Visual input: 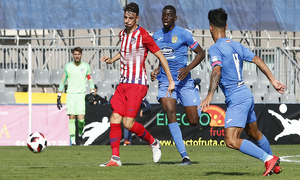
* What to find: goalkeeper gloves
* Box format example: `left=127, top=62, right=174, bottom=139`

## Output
left=57, top=93, right=62, bottom=110
left=88, top=90, right=96, bottom=104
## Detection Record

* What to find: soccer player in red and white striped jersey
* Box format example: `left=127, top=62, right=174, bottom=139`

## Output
left=100, top=2, right=174, bottom=167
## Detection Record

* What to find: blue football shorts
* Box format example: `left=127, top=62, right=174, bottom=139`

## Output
left=158, top=79, right=201, bottom=108
left=224, top=97, right=257, bottom=128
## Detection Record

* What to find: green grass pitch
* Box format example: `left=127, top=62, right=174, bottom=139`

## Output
left=1, top=145, right=299, bottom=180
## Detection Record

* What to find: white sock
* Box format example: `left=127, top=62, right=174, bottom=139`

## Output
left=264, top=155, right=274, bottom=163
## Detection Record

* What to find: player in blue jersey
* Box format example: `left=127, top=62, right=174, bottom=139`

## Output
left=151, top=5, right=205, bottom=165
left=200, top=8, right=286, bottom=176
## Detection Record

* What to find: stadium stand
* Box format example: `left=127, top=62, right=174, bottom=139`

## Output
left=0, top=1, right=299, bottom=103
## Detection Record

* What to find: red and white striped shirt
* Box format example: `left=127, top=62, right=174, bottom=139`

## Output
left=119, top=26, right=160, bottom=85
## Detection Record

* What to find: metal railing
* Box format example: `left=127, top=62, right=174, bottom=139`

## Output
left=0, top=45, right=299, bottom=102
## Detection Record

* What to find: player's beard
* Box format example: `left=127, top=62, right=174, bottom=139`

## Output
left=74, top=58, right=81, bottom=65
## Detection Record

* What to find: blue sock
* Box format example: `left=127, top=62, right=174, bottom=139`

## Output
left=194, top=88, right=202, bottom=117
left=239, top=139, right=269, bottom=162
left=124, top=128, right=132, bottom=142
left=169, top=122, right=188, bottom=158
left=257, top=135, right=273, bottom=155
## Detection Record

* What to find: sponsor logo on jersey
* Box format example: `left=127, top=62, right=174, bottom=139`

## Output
left=172, top=36, right=177, bottom=43
left=226, top=40, right=231, bottom=43
left=161, top=46, right=175, bottom=56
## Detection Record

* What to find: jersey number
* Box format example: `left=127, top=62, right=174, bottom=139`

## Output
left=232, top=53, right=241, bottom=80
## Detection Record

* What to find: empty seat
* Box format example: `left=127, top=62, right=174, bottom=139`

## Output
left=191, top=69, right=207, bottom=83
left=92, top=69, right=102, bottom=82
left=5, top=86, right=18, bottom=92
left=33, top=69, right=51, bottom=86
left=0, top=69, right=4, bottom=81
left=3, top=69, right=16, bottom=85
left=257, top=70, right=270, bottom=85
left=252, top=82, right=268, bottom=96
left=51, top=69, right=64, bottom=86
left=148, top=81, right=158, bottom=94
left=0, top=92, right=15, bottom=104
left=146, top=69, right=153, bottom=84
left=0, top=81, right=5, bottom=92
left=281, top=93, right=296, bottom=103
left=16, top=69, right=30, bottom=85
left=97, top=81, right=113, bottom=100
left=243, top=70, right=257, bottom=86
left=264, top=94, right=280, bottom=104
left=211, top=93, right=225, bottom=103
left=146, top=93, right=158, bottom=104
left=200, top=82, right=209, bottom=94
left=253, top=93, right=263, bottom=103
left=268, top=86, right=279, bottom=95
left=104, top=69, right=119, bottom=84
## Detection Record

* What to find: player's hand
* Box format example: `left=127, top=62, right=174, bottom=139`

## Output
left=177, top=67, right=190, bottom=81
left=198, top=96, right=213, bottom=112
left=57, top=95, right=62, bottom=110
left=100, top=56, right=113, bottom=64
left=87, top=93, right=96, bottom=105
left=139, top=110, right=143, bottom=117
left=165, top=80, right=175, bottom=98
left=271, top=80, right=287, bottom=94
left=151, top=68, right=159, bottom=81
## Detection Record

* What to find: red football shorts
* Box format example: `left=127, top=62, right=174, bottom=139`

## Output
left=110, top=83, right=148, bottom=118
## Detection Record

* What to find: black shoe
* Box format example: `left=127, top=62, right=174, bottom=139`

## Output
left=180, top=157, right=191, bottom=165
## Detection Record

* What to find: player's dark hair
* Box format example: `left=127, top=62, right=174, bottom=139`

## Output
left=208, top=8, right=227, bottom=28
left=163, top=5, right=176, bottom=15
left=124, top=2, right=139, bottom=16
left=94, top=84, right=98, bottom=90
left=72, top=47, right=83, bottom=54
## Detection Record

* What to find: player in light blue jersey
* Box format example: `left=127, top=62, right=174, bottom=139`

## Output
left=151, top=5, right=205, bottom=165
left=200, top=8, right=286, bottom=176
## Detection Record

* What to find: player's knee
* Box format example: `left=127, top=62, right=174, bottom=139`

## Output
left=188, top=115, right=200, bottom=126
left=225, top=138, right=239, bottom=150
left=189, top=119, right=199, bottom=126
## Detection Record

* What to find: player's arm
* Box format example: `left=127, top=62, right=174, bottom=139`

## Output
left=57, top=69, right=67, bottom=110
left=252, top=55, right=286, bottom=94
left=151, top=64, right=161, bottom=81
left=199, top=65, right=221, bottom=111
left=100, top=53, right=121, bottom=64
left=154, top=50, right=175, bottom=96
left=178, top=45, right=205, bottom=81
left=86, top=64, right=95, bottom=92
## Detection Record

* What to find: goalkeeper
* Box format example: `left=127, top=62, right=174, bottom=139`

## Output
left=56, top=47, right=95, bottom=145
